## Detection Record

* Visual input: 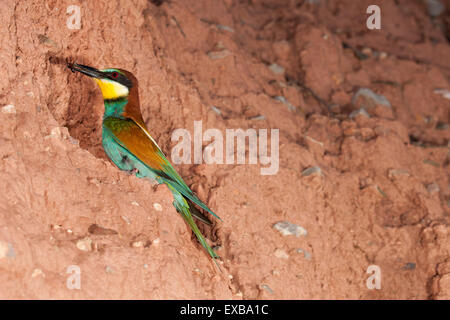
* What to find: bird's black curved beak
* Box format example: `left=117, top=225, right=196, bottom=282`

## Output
left=67, top=63, right=103, bottom=79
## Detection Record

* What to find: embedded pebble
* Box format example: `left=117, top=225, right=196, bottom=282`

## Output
left=260, top=284, right=274, bottom=294
left=76, top=238, right=92, bottom=252
left=388, top=169, right=410, bottom=179
left=105, top=266, right=114, bottom=273
left=50, top=127, right=62, bottom=138
left=274, top=96, right=296, bottom=111
left=68, top=136, right=79, bottom=145
left=1, top=104, right=16, bottom=114
left=193, top=268, right=202, bottom=274
left=379, top=52, right=388, bottom=60
left=361, top=47, right=372, bottom=56
left=434, top=89, right=450, bottom=100
left=305, top=136, right=324, bottom=147
left=425, top=0, right=445, bottom=16
left=153, top=203, right=163, bottom=211
left=426, top=182, right=440, bottom=194
left=0, top=241, right=10, bottom=259
left=32, top=269, right=45, bottom=278
left=404, top=262, right=416, bottom=270
left=349, top=108, right=370, bottom=119
left=210, top=105, right=222, bottom=115
left=249, top=115, right=266, bottom=121
left=274, top=249, right=290, bottom=259
left=352, top=88, right=391, bottom=109
left=301, top=166, right=322, bottom=177
left=208, top=49, right=231, bottom=60
left=216, top=25, right=234, bottom=33
left=273, top=221, right=307, bottom=237
left=132, top=241, right=144, bottom=248
left=268, top=63, right=285, bottom=75
left=6, top=243, right=15, bottom=258
left=297, top=248, right=312, bottom=260
left=121, top=216, right=131, bottom=224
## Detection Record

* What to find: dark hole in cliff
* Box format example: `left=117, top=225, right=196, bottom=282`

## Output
left=47, top=56, right=108, bottom=161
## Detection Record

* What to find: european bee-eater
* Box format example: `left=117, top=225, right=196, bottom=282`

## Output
left=67, top=63, right=221, bottom=262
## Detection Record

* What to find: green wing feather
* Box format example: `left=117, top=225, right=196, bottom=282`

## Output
left=103, top=117, right=222, bottom=221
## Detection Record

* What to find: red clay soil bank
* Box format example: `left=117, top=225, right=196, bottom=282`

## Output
left=0, top=0, right=449, bottom=299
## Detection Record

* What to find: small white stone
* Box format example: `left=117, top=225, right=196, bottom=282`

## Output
left=76, top=238, right=92, bottom=252
left=131, top=241, right=144, bottom=248
left=260, top=284, right=274, bottom=294
left=273, top=221, right=307, bottom=237
left=379, top=52, right=388, bottom=60
left=426, top=0, right=445, bottom=16
left=268, top=63, right=285, bottom=75
left=105, top=266, right=114, bottom=273
left=301, top=166, right=323, bottom=177
left=121, top=216, right=131, bottom=225
left=131, top=201, right=140, bottom=206
left=434, top=89, right=450, bottom=100
left=349, top=108, right=370, bottom=119
left=31, top=268, right=45, bottom=278
left=1, top=104, right=16, bottom=114
left=216, top=25, right=235, bottom=33
left=210, top=105, right=222, bottom=115
left=153, top=203, right=163, bottom=211
left=0, top=241, right=9, bottom=259
left=274, top=249, right=290, bottom=259
left=427, top=182, right=440, bottom=194
left=50, top=127, right=63, bottom=138
left=207, top=49, right=231, bottom=60
left=152, top=238, right=160, bottom=245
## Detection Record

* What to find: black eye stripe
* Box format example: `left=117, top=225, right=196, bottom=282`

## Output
left=107, top=72, right=133, bottom=88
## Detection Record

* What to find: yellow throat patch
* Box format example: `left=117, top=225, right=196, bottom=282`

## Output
left=94, top=78, right=129, bottom=100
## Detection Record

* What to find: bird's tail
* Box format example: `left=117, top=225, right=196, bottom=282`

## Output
left=168, top=185, right=219, bottom=261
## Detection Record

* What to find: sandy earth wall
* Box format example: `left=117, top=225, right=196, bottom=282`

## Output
left=0, top=0, right=449, bottom=299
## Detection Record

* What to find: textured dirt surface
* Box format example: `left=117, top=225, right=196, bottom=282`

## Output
left=0, top=0, right=449, bottom=299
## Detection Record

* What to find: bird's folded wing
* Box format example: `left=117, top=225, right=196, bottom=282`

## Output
left=103, top=117, right=168, bottom=172
left=103, top=117, right=221, bottom=221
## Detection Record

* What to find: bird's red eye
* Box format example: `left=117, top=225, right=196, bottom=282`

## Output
left=111, top=72, right=119, bottom=78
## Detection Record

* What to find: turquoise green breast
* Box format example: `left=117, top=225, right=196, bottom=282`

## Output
left=103, top=98, right=128, bottom=119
